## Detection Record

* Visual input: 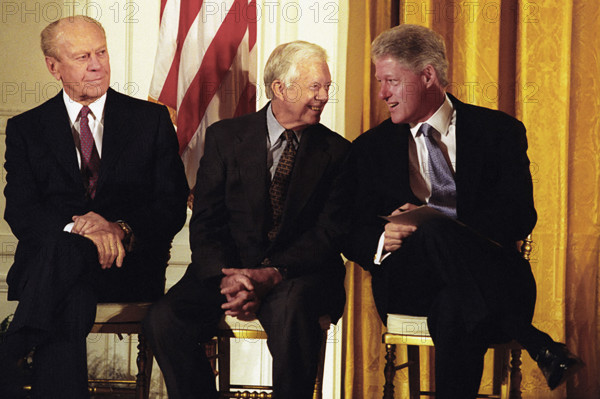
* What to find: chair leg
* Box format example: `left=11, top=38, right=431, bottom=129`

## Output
left=312, top=329, right=328, bottom=399
left=407, top=345, right=421, bottom=399
left=492, top=346, right=509, bottom=398
left=136, top=333, right=152, bottom=399
left=383, top=343, right=397, bottom=399
left=144, top=347, right=154, bottom=399
left=508, top=348, right=522, bottom=399
left=218, top=336, right=231, bottom=396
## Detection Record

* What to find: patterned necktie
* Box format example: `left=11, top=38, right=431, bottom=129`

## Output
left=79, top=106, right=100, bottom=199
left=421, top=123, right=457, bottom=218
left=268, top=130, right=297, bottom=240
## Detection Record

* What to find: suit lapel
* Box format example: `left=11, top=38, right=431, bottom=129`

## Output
left=96, top=89, right=135, bottom=193
left=234, top=109, right=269, bottom=226
left=280, top=126, right=330, bottom=227
left=41, top=92, right=82, bottom=186
left=450, top=94, right=484, bottom=210
left=386, top=122, right=412, bottom=198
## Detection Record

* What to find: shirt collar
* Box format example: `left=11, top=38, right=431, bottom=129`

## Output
left=62, top=90, right=107, bottom=125
left=266, top=102, right=302, bottom=144
left=410, top=94, right=454, bottom=138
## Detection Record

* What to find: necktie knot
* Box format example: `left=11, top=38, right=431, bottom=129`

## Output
left=283, top=129, right=295, bottom=144
left=420, top=123, right=434, bottom=137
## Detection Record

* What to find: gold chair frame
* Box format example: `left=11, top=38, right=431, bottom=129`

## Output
left=215, top=315, right=330, bottom=399
left=88, top=302, right=153, bottom=399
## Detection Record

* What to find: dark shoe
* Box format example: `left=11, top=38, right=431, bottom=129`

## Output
left=0, top=335, right=31, bottom=398
left=535, top=343, right=584, bottom=390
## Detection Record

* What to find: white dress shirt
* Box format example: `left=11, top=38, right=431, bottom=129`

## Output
left=408, top=94, right=456, bottom=203
left=62, top=91, right=107, bottom=232
left=374, top=94, right=457, bottom=265
left=63, top=90, right=107, bottom=167
left=266, top=103, right=301, bottom=179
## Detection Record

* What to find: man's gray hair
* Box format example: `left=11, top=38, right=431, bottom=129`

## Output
left=41, top=15, right=106, bottom=59
left=263, top=41, right=328, bottom=99
left=371, top=24, right=449, bottom=87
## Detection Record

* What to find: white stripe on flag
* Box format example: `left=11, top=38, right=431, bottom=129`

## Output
left=177, top=0, right=236, bottom=109
left=148, top=0, right=180, bottom=101
left=181, top=28, right=254, bottom=185
left=149, top=0, right=256, bottom=188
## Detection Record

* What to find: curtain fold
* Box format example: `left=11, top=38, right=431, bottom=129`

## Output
left=343, top=1, right=600, bottom=397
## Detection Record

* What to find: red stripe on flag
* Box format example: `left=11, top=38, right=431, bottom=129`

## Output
left=158, top=0, right=205, bottom=110
left=176, top=0, right=251, bottom=153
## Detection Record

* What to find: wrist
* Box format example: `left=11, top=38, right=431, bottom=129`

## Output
left=270, top=266, right=287, bottom=281
left=116, top=220, right=134, bottom=250
left=261, top=258, right=286, bottom=282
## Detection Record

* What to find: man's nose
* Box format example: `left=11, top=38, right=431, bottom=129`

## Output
left=316, top=86, right=329, bottom=102
left=88, top=54, right=101, bottom=70
left=378, top=83, right=390, bottom=100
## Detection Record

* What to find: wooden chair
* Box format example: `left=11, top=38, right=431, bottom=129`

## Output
left=215, top=314, right=331, bottom=399
left=382, top=235, right=533, bottom=399
left=88, top=302, right=153, bottom=399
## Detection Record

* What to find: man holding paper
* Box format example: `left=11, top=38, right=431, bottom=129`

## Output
left=343, top=24, right=582, bottom=398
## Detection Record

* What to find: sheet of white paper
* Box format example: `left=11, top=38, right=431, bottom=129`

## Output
left=380, top=205, right=446, bottom=226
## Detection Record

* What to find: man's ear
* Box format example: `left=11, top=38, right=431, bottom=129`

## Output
left=45, top=56, right=61, bottom=80
left=271, top=80, right=286, bottom=101
left=421, top=65, right=437, bottom=87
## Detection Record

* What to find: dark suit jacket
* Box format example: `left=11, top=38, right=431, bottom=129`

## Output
left=344, top=94, right=537, bottom=271
left=4, top=88, right=189, bottom=302
left=187, top=104, right=349, bottom=316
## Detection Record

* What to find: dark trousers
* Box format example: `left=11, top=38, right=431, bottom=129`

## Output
left=3, top=233, right=164, bottom=398
left=4, top=233, right=99, bottom=398
left=373, top=217, right=552, bottom=399
left=143, top=270, right=344, bottom=399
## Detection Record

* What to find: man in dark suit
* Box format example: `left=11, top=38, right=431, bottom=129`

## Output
left=143, top=41, right=349, bottom=399
left=0, top=16, right=189, bottom=398
left=344, top=24, right=582, bottom=398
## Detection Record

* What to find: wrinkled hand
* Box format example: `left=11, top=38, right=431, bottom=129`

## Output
left=84, top=230, right=126, bottom=269
left=220, top=273, right=259, bottom=319
left=220, top=273, right=254, bottom=297
left=383, top=203, right=419, bottom=253
left=222, top=267, right=282, bottom=297
left=222, top=290, right=261, bottom=320
left=72, top=212, right=126, bottom=268
left=72, top=211, right=113, bottom=235
left=220, top=268, right=283, bottom=319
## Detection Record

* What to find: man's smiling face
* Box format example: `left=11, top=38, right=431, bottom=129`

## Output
left=274, top=59, right=331, bottom=131
left=374, top=56, right=432, bottom=124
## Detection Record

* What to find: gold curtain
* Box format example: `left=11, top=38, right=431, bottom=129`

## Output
left=342, top=1, right=600, bottom=397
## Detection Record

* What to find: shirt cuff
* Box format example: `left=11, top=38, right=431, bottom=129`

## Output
left=374, top=232, right=391, bottom=265
left=64, top=222, right=74, bottom=233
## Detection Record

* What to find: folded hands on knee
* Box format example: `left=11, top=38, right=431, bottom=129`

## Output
left=219, top=267, right=283, bottom=320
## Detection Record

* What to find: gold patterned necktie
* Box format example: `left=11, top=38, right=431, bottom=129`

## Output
left=268, top=129, right=297, bottom=240
left=79, top=106, right=100, bottom=199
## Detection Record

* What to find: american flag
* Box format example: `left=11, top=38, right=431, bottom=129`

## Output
left=149, top=0, right=257, bottom=187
